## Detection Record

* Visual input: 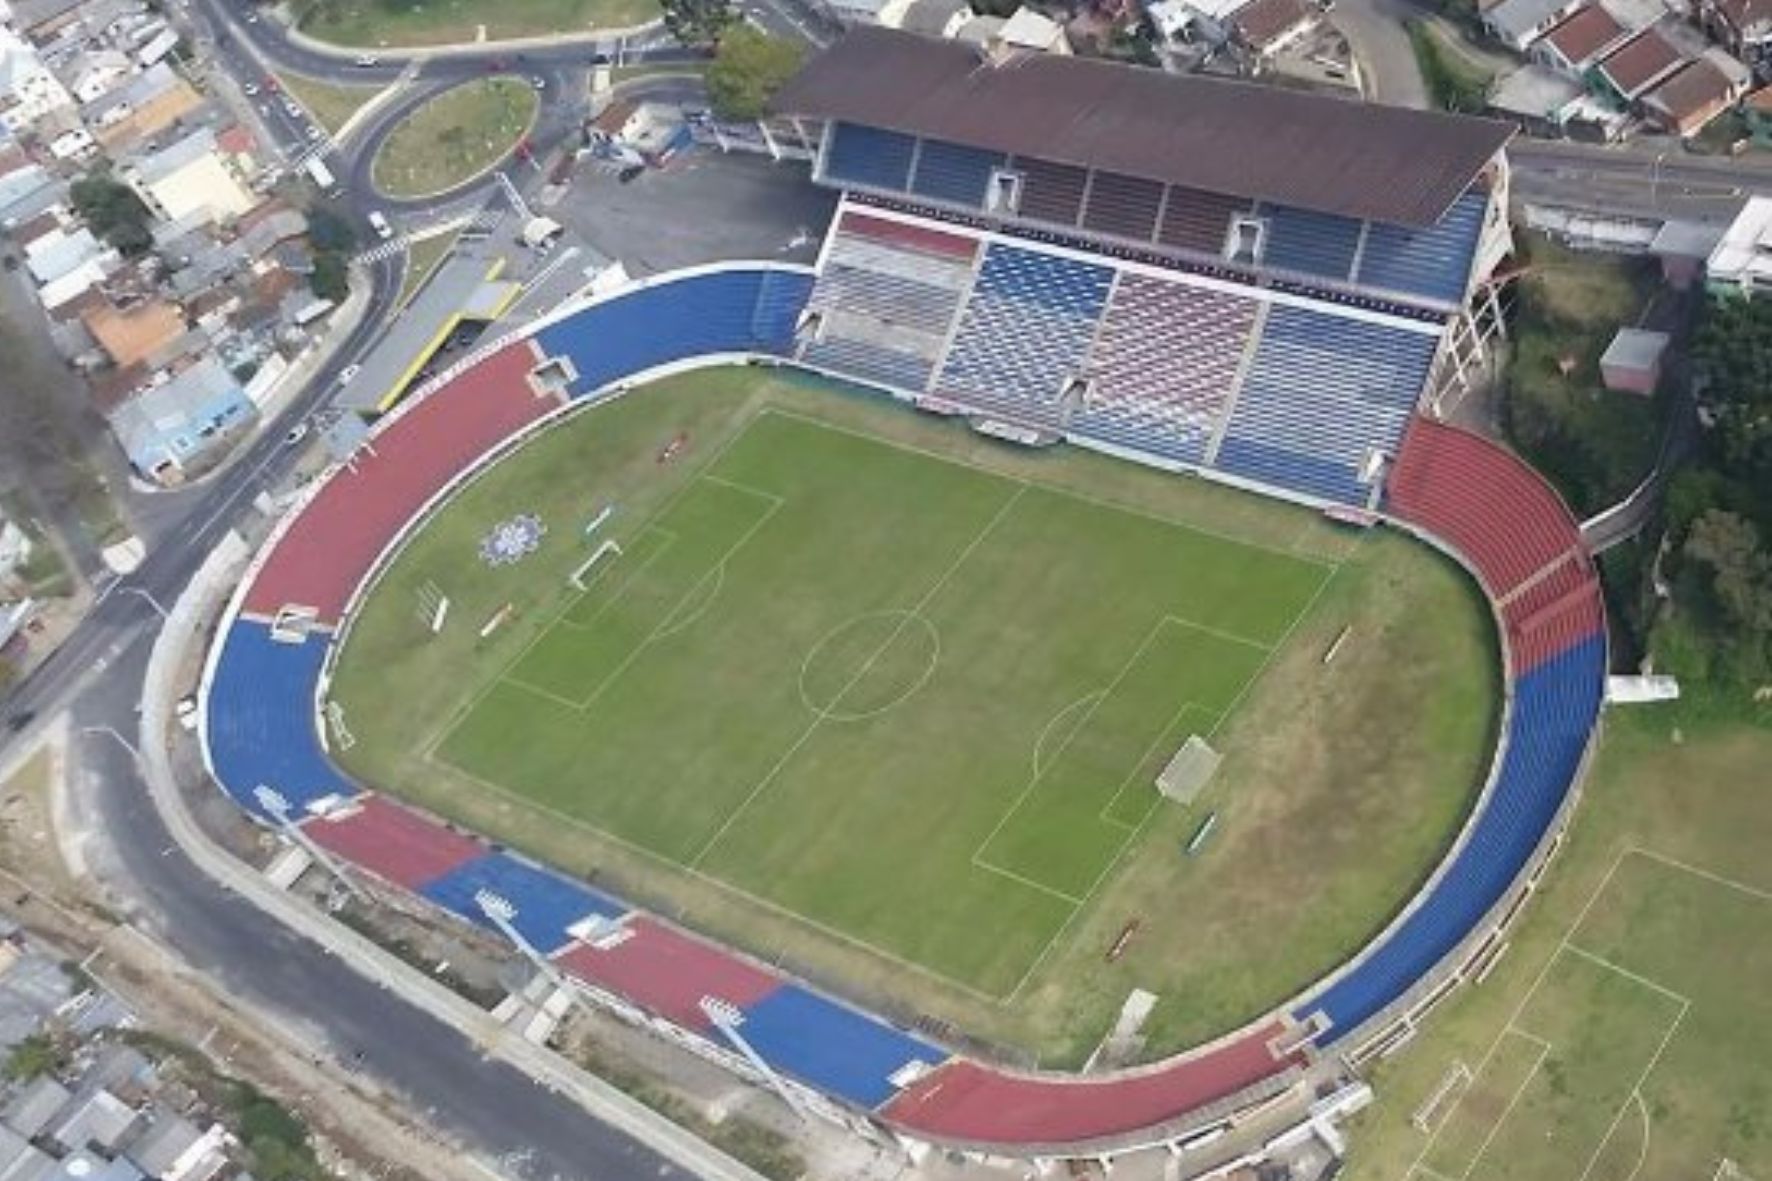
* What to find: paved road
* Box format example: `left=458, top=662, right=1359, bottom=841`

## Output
left=74, top=647, right=687, bottom=1181
left=1509, top=138, right=1762, bottom=222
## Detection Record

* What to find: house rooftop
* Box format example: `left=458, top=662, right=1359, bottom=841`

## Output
left=1541, top=3, right=1626, bottom=61
left=1597, top=24, right=1686, bottom=95
left=772, top=26, right=1512, bottom=226
left=1234, top=0, right=1317, bottom=49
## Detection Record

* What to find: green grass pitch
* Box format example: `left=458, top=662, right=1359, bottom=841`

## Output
left=433, top=409, right=1324, bottom=995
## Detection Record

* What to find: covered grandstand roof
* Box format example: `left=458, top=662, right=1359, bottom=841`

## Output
left=773, top=27, right=1514, bottom=227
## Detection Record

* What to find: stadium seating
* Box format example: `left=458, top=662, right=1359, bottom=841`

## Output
left=1012, top=156, right=1089, bottom=228
left=1294, top=633, right=1605, bottom=1042
left=823, top=121, right=918, bottom=192
left=936, top=244, right=1114, bottom=425
left=1158, top=187, right=1251, bottom=255
left=420, top=851, right=627, bottom=955
left=534, top=269, right=814, bottom=400
left=1217, top=306, right=1441, bottom=505
left=1081, top=170, right=1166, bottom=242
left=1070, top=274, right=1258, bottom=465
left=798, top=212, right=975, bottom=393
left=1387, top=417, right=1581, bottom=597
left=909, top=138, right=1005, bottom=209
left=244, top=343, right=555, bottom=624
left=206, top=621, right=352, bottom=815
left=884, top=1021, right=1300, bottom=1143
left=1356, top=190, right=1489, bottom=307
left=731, top=985, right=946, bottom=1110
left=555, top=917, right=781, bottom=1031
left=302, top=797, right=484, bottom=891
left=1258, top=205, right=1364, bottom=284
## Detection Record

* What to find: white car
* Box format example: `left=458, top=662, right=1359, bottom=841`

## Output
left=354, top=53, right=380, bottom=66
left=367, top=210, right=394, bottom=240
left=282, top=98, right=302, bottom=118
left=243, top=81, right=259, bottom=96
left=337, top=363, right=362, bottom=385
left=175, top=697, right=200, bottom=732
left=531, top=76, right=547, bottom=90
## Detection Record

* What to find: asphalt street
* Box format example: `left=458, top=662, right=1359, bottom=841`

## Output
left=74, top=648, right=683, bottom=1181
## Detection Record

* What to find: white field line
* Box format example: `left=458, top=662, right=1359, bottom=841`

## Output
left=1575, top=1010, right=1687, bottom=1181
left=1629, top=845, right=1772, bottom=905
left=688, top=484, right=1029, bottom=871
left=551, top=526, right=678, bottom=632
left=1457, top=1034, right=1552, bottom=1181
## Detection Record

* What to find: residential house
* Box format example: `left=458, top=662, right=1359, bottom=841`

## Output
left=123, top=128, right=255, bottom=226
left=1642, top=47, right=1750, bottom=131
left=0, top=26, right=75, bottom=133
left=884, top=0, right=971, bottom=36
left=1695, top=0, right=1772, bottom=77
left=1483, top=0, right=1588, bottom=51
left=1147, top=0, right=1251, bottom=43
left=5, top=0, right=85, bottom=45
left=61, top=49, right=133, bottom=105
left=106, top=355, right=255, bottom=482
left=1533, top=3, right=1632, bottom=70
left=1741, top=79, right=1772, bottom=138
left=1232, top=0, right=1320, bottom=63
left=0, top=152, right=64, bottom=224
left=0, top=511, right=33, bottom=594
left=82, top=299, right=185, bottom=368
left=86, top=65, right=201, bottom=154
left=1592, top=23, right=1688, bottom=101
left=990, top=6, right=1071, bottom=52
left=24, top=225, right=108, bottom=287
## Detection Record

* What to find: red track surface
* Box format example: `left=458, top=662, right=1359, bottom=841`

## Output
left=244, top=343, right=554, bottom=624
left=303, top=797, right=485, bottom=891
left=883, top=1024, right=1297, bottom=1144
left=841, top=210, right=979, bottom=260
left=555, top=918, right=781, bottom=1030
left=1388, top=418, right=1582, bottom=598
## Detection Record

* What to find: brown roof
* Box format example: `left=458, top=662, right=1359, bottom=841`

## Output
left=1744, top=82, right=1772, bottom=109
left=1234, top=0, right=1317, bottom=49
left=1541, top=4, right=1625, bottom=63
left=773, top=27, right=1513, bottom=227
left=1716, top=0, right=1772, bottom=31
left=1598, top=27, right=1687, bottom=95
left=83, top=301, right=187, bottom=369
left=9, top=211, right=60, bottom=247
left=87, top=363, right=149, bottom=413
left=1645, top=57, right=1736, bottom=120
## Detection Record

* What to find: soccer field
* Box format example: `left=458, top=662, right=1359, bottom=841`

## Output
left=433, top=409, right=1322, bottom=995
left=332, top=368, right=1497, bottom=1062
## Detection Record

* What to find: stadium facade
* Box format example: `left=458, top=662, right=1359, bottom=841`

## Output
left=193, top=31, right=1609, bottom=1167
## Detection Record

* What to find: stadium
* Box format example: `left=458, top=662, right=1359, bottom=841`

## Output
left=194, top=27, right=1609, bottom=1164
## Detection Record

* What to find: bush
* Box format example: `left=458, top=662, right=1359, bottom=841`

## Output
left=706, top=26, right=804, bottom=121
left=70, top=172, right=154, bottom=257
left=1406, top=20, right=1490, bottom=114
left=310, top=252, right=348, bottom=302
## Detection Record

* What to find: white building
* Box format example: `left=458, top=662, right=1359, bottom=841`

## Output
left=0, top=25, right=74, bottom=132
left=1705, top=195, right=1772, bottom=297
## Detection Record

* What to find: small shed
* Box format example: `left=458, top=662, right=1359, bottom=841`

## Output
left=1600, top=327, right=1670, bottom=395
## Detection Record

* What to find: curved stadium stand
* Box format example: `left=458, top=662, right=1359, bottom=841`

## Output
left=200, top=260, right=1608, bottom=1149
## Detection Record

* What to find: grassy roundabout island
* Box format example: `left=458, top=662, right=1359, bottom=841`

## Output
left=299, top=0, right=660, bottom=48
left=370, top=77, right=538, bottom=200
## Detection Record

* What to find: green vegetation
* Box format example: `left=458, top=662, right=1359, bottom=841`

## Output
left=1407, top=19, right=1491, bottom=114
left=306, top=204, right=357, bottom=303
left=331, top=368, right=1495, bottom=1062
left=396, top=231, right=457, bottom=309
left=706, top=26, right=803, bottom=120
left=371, top=78, right=538, bottom=200
left=275, top=71, right=381, bottom=137
left=4, top=1035, right=62, bottom=1082
left=297, top=0, right=659, bottom=48
left=662, top=0, right=734, bottom=45
left=1502, top=237, right=1664, bottom=517
left=69, top=172, right=153, bottom=258
left=1644, top=296, right=1772, bottom=697
left=609, top=61, right=710, bottom=84
left=1344, top=712, right=1772, bottom=1181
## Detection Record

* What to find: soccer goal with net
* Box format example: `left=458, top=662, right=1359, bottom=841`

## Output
left=569, top=539, right=623, bottom=591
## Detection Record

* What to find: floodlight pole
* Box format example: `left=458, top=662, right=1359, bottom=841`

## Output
left=254, top=785, right=368, bottom=904
left=475, top=889, right=569, bottom=991
left=699, top=997, right=809, bottom=1122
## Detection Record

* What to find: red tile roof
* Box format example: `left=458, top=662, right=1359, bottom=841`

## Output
left=1598, top=26, right=1686, bottom=95
left=1541, top=4, right=1625, bottom=63
left=1645, top=57, right=1736, bottom=122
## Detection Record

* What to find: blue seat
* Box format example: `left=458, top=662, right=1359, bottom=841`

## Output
left=1357, top=190, right=1488, bottom=306
left=736, top=984, right=946, bottom=1109
left=1261, top=205, right=1364, bottom=283
left=207, top=620, right=352, bottom=815
left=533, top=269, right=813, bottom=399
left=1295, top=633, right=1606, bottom=1042
left=421, top=852, right=627, bottom=955
left=910, top=139, right=1004, bottom=208
left=823, top=122, right=917, bottom=192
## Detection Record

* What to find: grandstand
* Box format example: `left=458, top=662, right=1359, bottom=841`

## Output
left=770, top=30, right=1513, bottom=509
left=194, top=31, right=1614, bottom=1163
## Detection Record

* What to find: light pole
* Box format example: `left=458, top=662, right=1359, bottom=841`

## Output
left=120, top=586, right=169, bottom=621
left=83, top=725, right=144, bottom=766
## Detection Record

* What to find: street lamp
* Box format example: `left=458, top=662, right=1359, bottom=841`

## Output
left=82, top=725, right=143, bottom=765
left=120, top=586, right=169, bottom=621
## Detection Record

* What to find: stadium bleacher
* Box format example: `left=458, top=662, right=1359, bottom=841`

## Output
left=824, top=122, right=919, bottom=193
left=1293, top=633, right=1604, bottom=1041
left=555, top=917, right=781, bottom=1030
left=534, top=269, right=813, bottom=400
left=1069, top=274, right=1258, bottom=465
left=206, top=621, right=352, bottom=816
left=1355, top=190, right=1489, bottom=307
left=420, top=851, right=627, bottom=954
left=909, top=138, right=1006, bottom=208
left=1216, top=306, right=1441, bottom=505
left=731, top=985, right=945, bottom=1109
left=935, top=243, right=1114, bottom=425
left=1258, top=205, right=1364, bottom=284
left=302, top=796, right=484, bottom=891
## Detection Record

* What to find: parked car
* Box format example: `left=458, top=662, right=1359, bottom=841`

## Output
left=354, top=53, right=380, bottom=66
left=366, top=210, right=394, bottom=240
left=531, top=76, right=547, bottom=90
left=305, top=124, right=322, bottom=142
left=242, top=81, right=259, bottom=96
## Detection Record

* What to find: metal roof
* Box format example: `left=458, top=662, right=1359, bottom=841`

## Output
left=772, top=27, right=1513, bottom=227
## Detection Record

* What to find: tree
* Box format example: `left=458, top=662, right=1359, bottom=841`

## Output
left=662, top=0, right=734, bottom=46
left=305, top=205, right=357, bottom=254
left=4, top=1036, right=59, bottom=1082
left=706, top=27, right=804, bottom=122
left=1685, top=511, right=1772, bottom=634
left=309, top=252, right=348, bottom=302
left=69, top=172, right=154, bottom=257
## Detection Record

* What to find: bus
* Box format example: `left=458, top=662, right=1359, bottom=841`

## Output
left=303, top=156, right=338, bottom=194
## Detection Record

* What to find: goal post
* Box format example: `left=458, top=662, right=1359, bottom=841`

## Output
left=569, top=539, right=623, bottom=590
left=1156, top=735, right=1221, bottom=805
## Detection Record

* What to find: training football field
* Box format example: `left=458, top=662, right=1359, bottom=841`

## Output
left=428, top=407, right=1329, bottom=997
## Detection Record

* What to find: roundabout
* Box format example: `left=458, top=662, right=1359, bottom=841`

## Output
left=368, top=77, right=540, bottom=201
